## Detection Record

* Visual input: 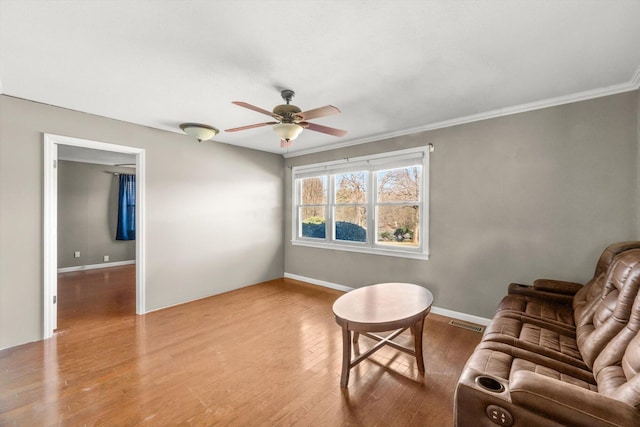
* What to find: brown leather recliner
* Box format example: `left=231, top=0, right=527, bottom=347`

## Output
left=497, top=241, right=640, bottom=328
left=454, top=244, right=640, bottom=427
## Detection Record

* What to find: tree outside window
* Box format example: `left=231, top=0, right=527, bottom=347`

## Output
left=335, top=172, right=367, bottom=242
left=300, top=176, right=327, bottom=238
left=376, top=166, right=420, bottom=247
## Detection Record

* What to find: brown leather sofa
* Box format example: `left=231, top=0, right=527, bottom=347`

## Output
left=454, top=242, right=640, bottom=427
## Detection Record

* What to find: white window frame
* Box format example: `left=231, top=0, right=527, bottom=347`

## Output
left=291, top=146, right=430, bottom=260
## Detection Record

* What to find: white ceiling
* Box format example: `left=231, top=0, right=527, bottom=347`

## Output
left=1, top=1, right=639, bottom=156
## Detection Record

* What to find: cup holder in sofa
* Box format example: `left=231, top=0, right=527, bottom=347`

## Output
left=475, top=376, right=505, bottom=393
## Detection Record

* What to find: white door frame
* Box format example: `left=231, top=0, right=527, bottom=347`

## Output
left=43, top=133, right=146, bottom=339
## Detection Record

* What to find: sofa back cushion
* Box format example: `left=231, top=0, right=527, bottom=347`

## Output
left=573, top=241, right=640, bottom=318
left=595, top=332, right=640, bottom=407
left=622, top=333, right=640, bottom=381
left=576, top=249, right=640, bottom=368
left=593, top=241, right=640, bottom=278
left=574, top=273, right=606, bottom=328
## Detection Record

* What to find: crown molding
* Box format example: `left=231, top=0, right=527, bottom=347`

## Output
left=284, top=66, right=640, bottom=158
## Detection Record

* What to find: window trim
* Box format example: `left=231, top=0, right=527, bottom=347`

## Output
left=291, top=146, right=430, bottom=260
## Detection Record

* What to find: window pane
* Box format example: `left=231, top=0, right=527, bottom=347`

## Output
left=300, top=207, right=326, bottom=239
left=300, top=176, right=327, bottom=205
left=377, top=166, right=421, bottom=203
left=377, top=205, right=419, bottom=247
left=335, top=206, right=367, bottom=242
left=335, top=172, right=367, bottom=204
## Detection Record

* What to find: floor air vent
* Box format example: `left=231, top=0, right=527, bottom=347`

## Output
left=449, top=320, right=485, bottom=333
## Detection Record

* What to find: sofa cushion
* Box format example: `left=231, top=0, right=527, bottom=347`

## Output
left=483, top=313, right=586, bottom=369
left=508, top=370, right=638, bottom=427
left=473, top=341, right=595, bottom=383
left=510, top=357, right=597, bottom=391
left=496, top=296, right=575, bottom=326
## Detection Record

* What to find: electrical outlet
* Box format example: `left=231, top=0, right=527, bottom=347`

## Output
left=103, top=255, right=109, bottom=262
left=74, top=251, right=80, bottom=258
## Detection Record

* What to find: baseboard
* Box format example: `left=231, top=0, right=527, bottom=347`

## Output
left=58, top=260, right=136, bottom=273
left=283, top=272, right=491, bottom=326
left=284, top=272, right=355, bottom=292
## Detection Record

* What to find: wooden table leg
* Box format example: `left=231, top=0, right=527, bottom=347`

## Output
left=353, top=332, right=360, bottom=343
left=340, top=325, right=352, bottom=387
left=413, top=316, right=426, bottom=373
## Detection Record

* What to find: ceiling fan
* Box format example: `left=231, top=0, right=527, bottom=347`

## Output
left=225, top=89, right=347, bottom=148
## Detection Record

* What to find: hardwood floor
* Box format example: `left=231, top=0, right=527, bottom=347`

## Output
left=56, top=265, right=136, bottom=332
left=0, top=266, right=482, bottom=426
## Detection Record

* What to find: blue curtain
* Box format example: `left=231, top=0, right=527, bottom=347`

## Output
left=116, top=174, right=136, bottom=240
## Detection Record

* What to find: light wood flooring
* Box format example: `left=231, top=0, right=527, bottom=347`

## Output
left=0, top=266, right=482, bottom=426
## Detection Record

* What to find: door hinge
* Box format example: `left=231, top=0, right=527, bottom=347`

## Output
left=53, top=295, right=57, bottom=304
left=53, top=160, right=57, bottom=168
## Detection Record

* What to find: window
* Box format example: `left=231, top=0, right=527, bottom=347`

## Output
left=292, top=146, right=430, bottom=259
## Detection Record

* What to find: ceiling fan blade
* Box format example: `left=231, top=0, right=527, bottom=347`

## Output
left=232, top=101, right=280, bottom=119
left=225, top=122, right=278, bottom=132
left=297, top=105, right=340, bottom=121
left=280, top=139, right=293, bottom=148
left=302, top=122, right=347, bottom=137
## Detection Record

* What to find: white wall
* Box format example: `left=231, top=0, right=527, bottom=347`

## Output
left=0, top=95, right=284, bottom=349
left=285, top=91, right=640, bottom=319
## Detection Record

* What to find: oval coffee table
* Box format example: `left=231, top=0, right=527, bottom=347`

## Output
left=332, top=282, right=434, bottom=387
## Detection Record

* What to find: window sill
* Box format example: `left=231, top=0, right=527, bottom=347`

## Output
left=290, top=240, right=429, bottom=260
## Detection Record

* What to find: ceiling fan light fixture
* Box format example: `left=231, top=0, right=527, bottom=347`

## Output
left=272, top=123, right=303, bottom=142
left=179, top=123, right=220, bottom=142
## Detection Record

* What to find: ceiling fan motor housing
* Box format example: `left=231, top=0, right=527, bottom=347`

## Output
left=273, top=104, right=302, bottom=122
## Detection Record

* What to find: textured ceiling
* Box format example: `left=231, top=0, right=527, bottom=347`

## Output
left=1, top=0, right=639, bottom=156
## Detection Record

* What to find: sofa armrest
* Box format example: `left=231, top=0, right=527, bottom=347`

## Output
left=507, top=283, right=574, bottom=305
left=532, top=279, right=583, bottom=295
left=510, top=370, right=637, bottom=426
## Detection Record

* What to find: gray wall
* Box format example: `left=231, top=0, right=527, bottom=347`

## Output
left=0, top=95, right=284, bottom=349
left=1, top=90, right=638, bottom=349
left=57, top=160, right=136, bottom=268
left=285, top=91, right=640, bottom=319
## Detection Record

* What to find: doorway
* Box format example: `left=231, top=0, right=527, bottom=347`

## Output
left=43, top=134, right=146, bottom=338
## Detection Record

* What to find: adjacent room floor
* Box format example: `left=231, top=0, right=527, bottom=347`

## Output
left=0, top=266, right=482, bottom=426
left=56, top=265, right=136, bottom=332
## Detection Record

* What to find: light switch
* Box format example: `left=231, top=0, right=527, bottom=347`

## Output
left=74, top=251, right=80, bottom=258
